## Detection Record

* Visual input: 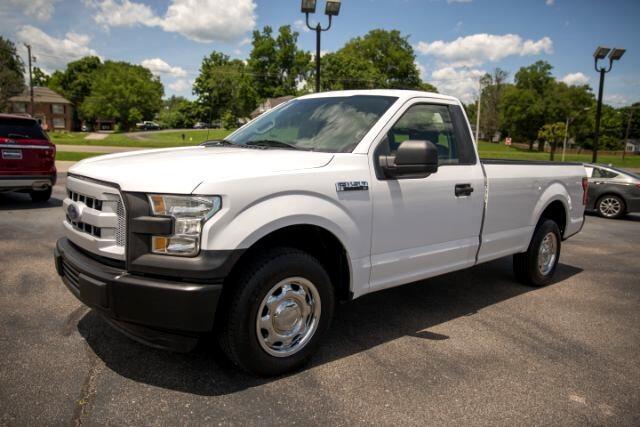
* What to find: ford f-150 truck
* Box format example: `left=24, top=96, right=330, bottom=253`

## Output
left=54, top=90, right=587, bottom=376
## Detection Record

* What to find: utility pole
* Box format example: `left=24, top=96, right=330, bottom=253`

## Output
left=475, top=79, right=482, bottom=145
left=24, top=43, right=34, bottom=116
left=562, top=116, right=570, bottom=162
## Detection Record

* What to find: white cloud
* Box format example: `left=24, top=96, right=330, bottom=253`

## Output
left=141, top=58, right=186, bottom=77
left=86, top=0, right=256, bottom=43
left=545, top=0, right=555, bottom=5
left=604, top=94, right=629, bottom=107
left=430, top=66, right=486, bottom=103
left=416, top=33, right=553, bottom=67
left=294, top=19, right=310, bottom=33
left=561, top=72, right=589, bottom=86
left=16, top=25, right=98, bottom=71
left=9, top=0, right=56, bottom=21
left=168, top=78, right=192, bottom=93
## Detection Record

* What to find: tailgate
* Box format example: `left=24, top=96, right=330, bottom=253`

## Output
left=0, top=119, right=55, bottom=176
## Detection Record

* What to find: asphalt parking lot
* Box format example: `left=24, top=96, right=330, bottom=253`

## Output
left=1, top=174, right=639, bottom=425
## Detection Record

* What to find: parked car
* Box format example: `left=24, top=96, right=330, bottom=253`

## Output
left=0, top=114, right=56, bottom=202
left=54, top=90, right=587, bottom=376
left=193, top=122, right=210, bottom=129
left=135, top=121, right=160, bottom=131
left=584, top=163, right=640, bottom=218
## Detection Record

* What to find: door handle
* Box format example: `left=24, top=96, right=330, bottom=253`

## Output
left=455, top=183, right=474, bottom=197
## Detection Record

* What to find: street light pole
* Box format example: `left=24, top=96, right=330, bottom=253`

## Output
left=592, top=46, right=625, bottom=163
left=562, top=116, right=570, bottom=162
left=302, top=1, right=340, bottom=93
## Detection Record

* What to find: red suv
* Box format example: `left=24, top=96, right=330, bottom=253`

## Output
left=0, top=114, right=56, bottom=202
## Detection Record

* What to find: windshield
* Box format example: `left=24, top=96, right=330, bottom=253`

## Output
left=226, top=95, right=398, bottom=153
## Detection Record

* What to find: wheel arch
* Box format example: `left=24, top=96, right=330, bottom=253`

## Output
left=224, top=224, right=352, bottom=302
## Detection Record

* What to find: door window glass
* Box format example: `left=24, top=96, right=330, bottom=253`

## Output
left=592, top=168, right=618, bottom=179
left=382, top=104, right=459, bottom=165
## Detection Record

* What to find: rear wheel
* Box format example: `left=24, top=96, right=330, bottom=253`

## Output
left=597, top=194, right=625, bottom=219
left=30, top=187, right=52, bottom=202
left=218, top=247, right=334, bottom=376
left=513, top=219, right=561, bottom=287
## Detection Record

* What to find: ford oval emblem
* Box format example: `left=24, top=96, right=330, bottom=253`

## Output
left=67, top=203, right=81, bottom=221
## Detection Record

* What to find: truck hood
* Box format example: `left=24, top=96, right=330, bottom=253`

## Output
left=69, top=146, right=334, bottom=193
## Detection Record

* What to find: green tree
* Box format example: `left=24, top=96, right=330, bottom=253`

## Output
left=537, top=122, right=566, bottom=160
left=80, top=61, right=163, bottom=130
left=0, top=37, right=25, bottom=111
left=48, top=56, right=103, bottom=126
left=320, top=29, right=434, bottom=91
left=32, top=67, right=50, bottom=86
left=193, top=51, right=258, bottom=122
left=221, top=110, right=236, bottom=130
left=479, top=68, right=509, bottom=140
left=248, top=25, right=311, bottom=99
left=158, top=96, right=197, bottom=129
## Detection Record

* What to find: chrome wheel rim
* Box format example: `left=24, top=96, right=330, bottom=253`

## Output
left=537, top=232, right=557, bottom=276
left=599, top=197, right=621, bottom=217
left=256, top=277, right=321, bottom=357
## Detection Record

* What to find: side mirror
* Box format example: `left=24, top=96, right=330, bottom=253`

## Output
left=379, top=140, right=439, bottom=179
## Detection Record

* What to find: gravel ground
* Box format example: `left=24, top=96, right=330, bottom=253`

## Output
left=1, top=174, right=639, bottom=426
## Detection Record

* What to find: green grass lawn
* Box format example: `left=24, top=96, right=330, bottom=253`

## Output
left=56, top=151, right=107, bottom=161
left=51, top=132, right=640, bottom=169
left=477, top=141, right=640, bottom=168
left=50, top=129, right=233, bottom=148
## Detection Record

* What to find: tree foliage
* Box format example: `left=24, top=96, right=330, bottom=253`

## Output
left=537, top=122, right=566, bottom=160
left=32, top=67, right=50, bottom=86
left=193, top=51, right=258, bottom=122
left=48, top=56, right=102, bottom=109
left=0, top=37, right=25, bottom=111
left=158, top=96, right=197, bottom=128
left=80, top=61, right=163, bottom=130
left=248, top=25, right=311, bottom=99
left=320, top=29, right=435, bottom=91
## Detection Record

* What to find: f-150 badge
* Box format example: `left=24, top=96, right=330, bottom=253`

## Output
left=336, top=181, right=369, bottom=192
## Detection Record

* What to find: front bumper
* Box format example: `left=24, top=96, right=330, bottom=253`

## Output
left=54, top=238, right=223, bottom=351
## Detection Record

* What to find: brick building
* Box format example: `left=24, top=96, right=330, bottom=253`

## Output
left=7, top=87, right=74, bottom=131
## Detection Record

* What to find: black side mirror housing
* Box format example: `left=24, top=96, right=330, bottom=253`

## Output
left=379, top=140, right=439, bottom=179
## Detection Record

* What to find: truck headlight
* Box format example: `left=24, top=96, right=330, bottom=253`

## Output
left=148, top=194, right=221, bottom=256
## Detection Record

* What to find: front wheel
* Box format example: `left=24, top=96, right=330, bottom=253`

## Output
left=218, top=247, right=334, bottom=376
left=513, top=219, right=561, bottom=287
left=597, top=195, right=626, bottom=219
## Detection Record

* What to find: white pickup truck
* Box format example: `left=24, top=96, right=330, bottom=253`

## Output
left=55, top=90, right=587, bottom=375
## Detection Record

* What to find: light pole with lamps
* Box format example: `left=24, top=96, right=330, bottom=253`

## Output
left=301, top=0, right=341, bottom=93
left=592, top=46, right=625, bottom=163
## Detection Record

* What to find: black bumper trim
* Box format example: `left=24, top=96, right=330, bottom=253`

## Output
left=55, top=238, right=224, bottom=349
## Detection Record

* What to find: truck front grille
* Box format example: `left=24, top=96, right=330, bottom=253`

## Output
left=63, top=175, right=126, bottom=260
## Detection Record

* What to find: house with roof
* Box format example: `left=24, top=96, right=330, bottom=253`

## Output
left=625, top=139, right=640, bottom=155
left=7, top=87, right=74, bottom=131
left=250, top=95, right=295, bottom=119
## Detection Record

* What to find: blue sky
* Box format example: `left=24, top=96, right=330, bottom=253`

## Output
left=1, top=0, right=638, bottom=105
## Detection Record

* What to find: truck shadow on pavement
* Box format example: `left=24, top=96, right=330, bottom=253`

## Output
left=0, top=192, right=63, bottom=210
left=77, top=257, right=582, bottom=396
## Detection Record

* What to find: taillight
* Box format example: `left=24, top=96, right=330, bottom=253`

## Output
left=582, top=177, right=589, bottom=205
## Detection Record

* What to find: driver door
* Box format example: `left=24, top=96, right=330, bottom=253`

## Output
left=368, top=99, right=485, bottom=292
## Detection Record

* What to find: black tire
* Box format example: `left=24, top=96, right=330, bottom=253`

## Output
left=596, top=194, right=626, bottom=219
left=30, top=187, right=52, bottom=202
left=513, top=219, right=561, bottom=287
left=218, top=247, right=334, bottom=376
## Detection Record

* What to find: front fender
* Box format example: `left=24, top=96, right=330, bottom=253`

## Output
left=201, top=192, right=370, bottom=261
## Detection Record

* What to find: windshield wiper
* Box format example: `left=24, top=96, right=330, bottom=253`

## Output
left=245, top=139, right=306, bottom=150
left=200, top=139, right=238, bottom=147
